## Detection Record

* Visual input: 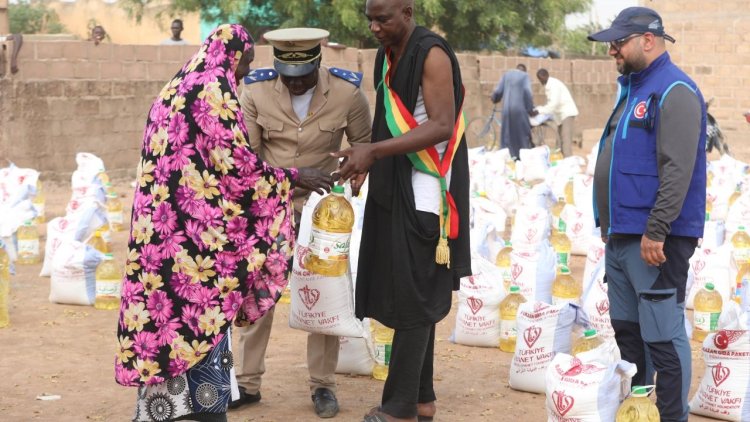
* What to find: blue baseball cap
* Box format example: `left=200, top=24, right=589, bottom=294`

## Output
left=588, top=7, right=676, bottom=43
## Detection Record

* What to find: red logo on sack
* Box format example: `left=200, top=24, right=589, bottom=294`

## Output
left=295, top=246, right=310, bottom=269
left=467, top=297, right=483, bottom=315
left=582, top=176, right=593, bottom=187
left=529, top=213, right=540, bottom=221
left=712, top=362, right=730, bottom=387
left=552, top=390, right=575, bottom=416
left=562, top=358, right=604, bottom=377
left=298, top=285, right=320, bottom=311
left=633, top=101, right=647, bottom=119
left=467, top=275, right=476, bottom=285
left=573, top=222, right=583, bottom=234
left=692, top=260, right=706, bottom=275
left=525, top=228, right=538, bottom=242
left=596, top=299, right=610, bottom=316
left=524, top=325, right=542, bottom=348
left=511, top=264, right=523, bottom=281
left=714, top=330, right=744, bottom=350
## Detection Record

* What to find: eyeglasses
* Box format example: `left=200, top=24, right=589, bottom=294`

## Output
left=609, top=34, right=643, bottom=52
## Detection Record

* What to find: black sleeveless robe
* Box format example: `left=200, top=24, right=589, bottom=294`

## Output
left=355, top=26, right=471, bottom=329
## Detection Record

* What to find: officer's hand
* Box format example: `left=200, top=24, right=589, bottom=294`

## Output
left=641, top=235, right=666, bottom=266
left=350, top=172, right=368, bottom=197
left=296, top=167, right=334, bottom=195
left=330, top=144, right=375, bottom=181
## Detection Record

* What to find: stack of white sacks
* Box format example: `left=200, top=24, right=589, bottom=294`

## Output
left=456, top=144, right=750, bottom=421
left=0, top=163, right=42, bottom=267
left=42, top=153, right=108, bottom=306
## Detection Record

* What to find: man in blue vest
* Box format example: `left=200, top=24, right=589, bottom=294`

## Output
left=588, top=7, right=706, bottom=422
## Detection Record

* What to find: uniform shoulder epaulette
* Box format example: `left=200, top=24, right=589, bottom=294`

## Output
left=329, top=67, right=362, bottom=88
left=244, top=68, right=278, bottom=85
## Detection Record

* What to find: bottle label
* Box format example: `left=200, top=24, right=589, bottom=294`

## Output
left=96, top=279, right=122, bottom=298
left=374, top=343, right=391, bottom=366
left=732, top=248, right=750, bottom=265
left=500, top=319, right=517, bottom=340
left=552, top=296, right=580, bottom=307
left=107, top=211, right=124, bottom=225
left=557, top=252, right=570, bottom=267
left=309, top=228, right=350, bottom=260
left=557, top=218, right=567, bottom=233
left=499, top=266, right=512, bottom=285
left=18, top=239, right=39, bottom=256
left=694, top=311, right=720, bottom=332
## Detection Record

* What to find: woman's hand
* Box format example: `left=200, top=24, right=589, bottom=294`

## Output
left=296, top=167, right=334, bottom=195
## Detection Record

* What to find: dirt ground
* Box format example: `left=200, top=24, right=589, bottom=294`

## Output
left=1, top=134, right=745, bottom=422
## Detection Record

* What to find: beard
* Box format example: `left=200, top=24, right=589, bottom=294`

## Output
left=617, top=50, right=648, bottom=75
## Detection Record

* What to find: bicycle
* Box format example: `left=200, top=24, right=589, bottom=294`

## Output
left=530, top=115, right=562, bottom=151
left=466, top=106, right=501, bottom=150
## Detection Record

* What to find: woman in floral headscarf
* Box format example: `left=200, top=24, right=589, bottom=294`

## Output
left=115, top=24, right=333, bottom=422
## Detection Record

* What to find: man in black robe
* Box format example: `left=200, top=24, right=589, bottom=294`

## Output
left=333, top=0, right=471, bottom=420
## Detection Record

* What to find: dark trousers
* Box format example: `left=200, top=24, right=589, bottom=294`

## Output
left=381, top=324, right=437, bottom=418
left=606, top=235, right=697, bottom=422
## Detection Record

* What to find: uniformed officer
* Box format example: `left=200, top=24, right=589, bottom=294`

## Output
left=230, top=28, right=372, bottom=419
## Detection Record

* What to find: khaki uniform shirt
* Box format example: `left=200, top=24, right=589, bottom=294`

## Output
left=240, top=67, right=372, bottom=212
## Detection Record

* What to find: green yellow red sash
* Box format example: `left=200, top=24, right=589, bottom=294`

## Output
left=380, top=49, right=466, bottom=267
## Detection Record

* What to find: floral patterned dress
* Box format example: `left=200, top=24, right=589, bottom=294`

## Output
left=115, top=24, right=297, bottom=420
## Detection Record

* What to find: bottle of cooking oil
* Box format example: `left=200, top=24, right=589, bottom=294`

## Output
left=728, top=183, right=742, bottom=208
left=0, top=244, right=10, bottom=328
left=32, top=180, right=45, bottom=225
left=372, top=319, right=394, bottom=381
left=495, top=241, right=513, bottom=292
left=551, top=196, right=566, bottom=233
left=278, top=285, right=291, bottom=304
left=736, top=263, right=749, bottom=306
left=104, top=182, right=117, bottom=197
left=550, top=227, right=572, bottom=268
left=304, top=185, right=355, bottom=277
left=94, top=253, right=122, bottom=310
left=615, top=386, right=660, bottom=422
left=552, top=266, right=581, bottom=306
left=88, top=230, right=109, bottom=253
left=549, top=148, right=564, bottom=164
left=572, top=329, right=604, bottom=356
left=106, top=192, right=125, bottom=232
left=564, top=176, right=575, bottom=205
left=730, top=226, right=750, bottom=268
left=17, top=220, right=40, bottom=265
left=499, top=285, right=527, bottom=353
left=97, top=168, right=110, bottom=185
left=693, top=282, right=723, bottom=342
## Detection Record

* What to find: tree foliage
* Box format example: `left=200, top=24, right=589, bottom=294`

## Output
left=119, top=0, right=591, bottom=51
left=9, top=1, right=66, bottom=34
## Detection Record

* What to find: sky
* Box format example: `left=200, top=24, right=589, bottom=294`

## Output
left=566, top=0, right=639, bottom=29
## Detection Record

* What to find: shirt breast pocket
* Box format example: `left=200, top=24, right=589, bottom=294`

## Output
left=257, top=115, right=284, bottom=143
left=319, top=119, right=347, bottom=150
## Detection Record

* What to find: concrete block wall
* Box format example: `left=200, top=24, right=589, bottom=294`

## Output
left=0, top=40, right=621, bottom=179
left=648, top=0, right=750, bottom=151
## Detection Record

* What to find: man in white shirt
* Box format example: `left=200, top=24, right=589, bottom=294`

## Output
left=534, top=68, right=579, bottom=157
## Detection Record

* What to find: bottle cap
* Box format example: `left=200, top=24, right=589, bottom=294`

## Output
left=631, top=386, right=649, bottom=396
left=509, top=286, right=520, bottom=293
left=584, top=329, right=598, bottom=338
left=739, top=225, right=746, bottom=231
left=332, top=185, right=345, bottom=194
left=23, top=220, right=32, bottom=226
left=705, top=282, right=715, bottom=291
left=104, top=253, right=114, bottom=259
left=107, top=192, right=118, bottom=198
left=559, top=266, right=571, bottom=275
